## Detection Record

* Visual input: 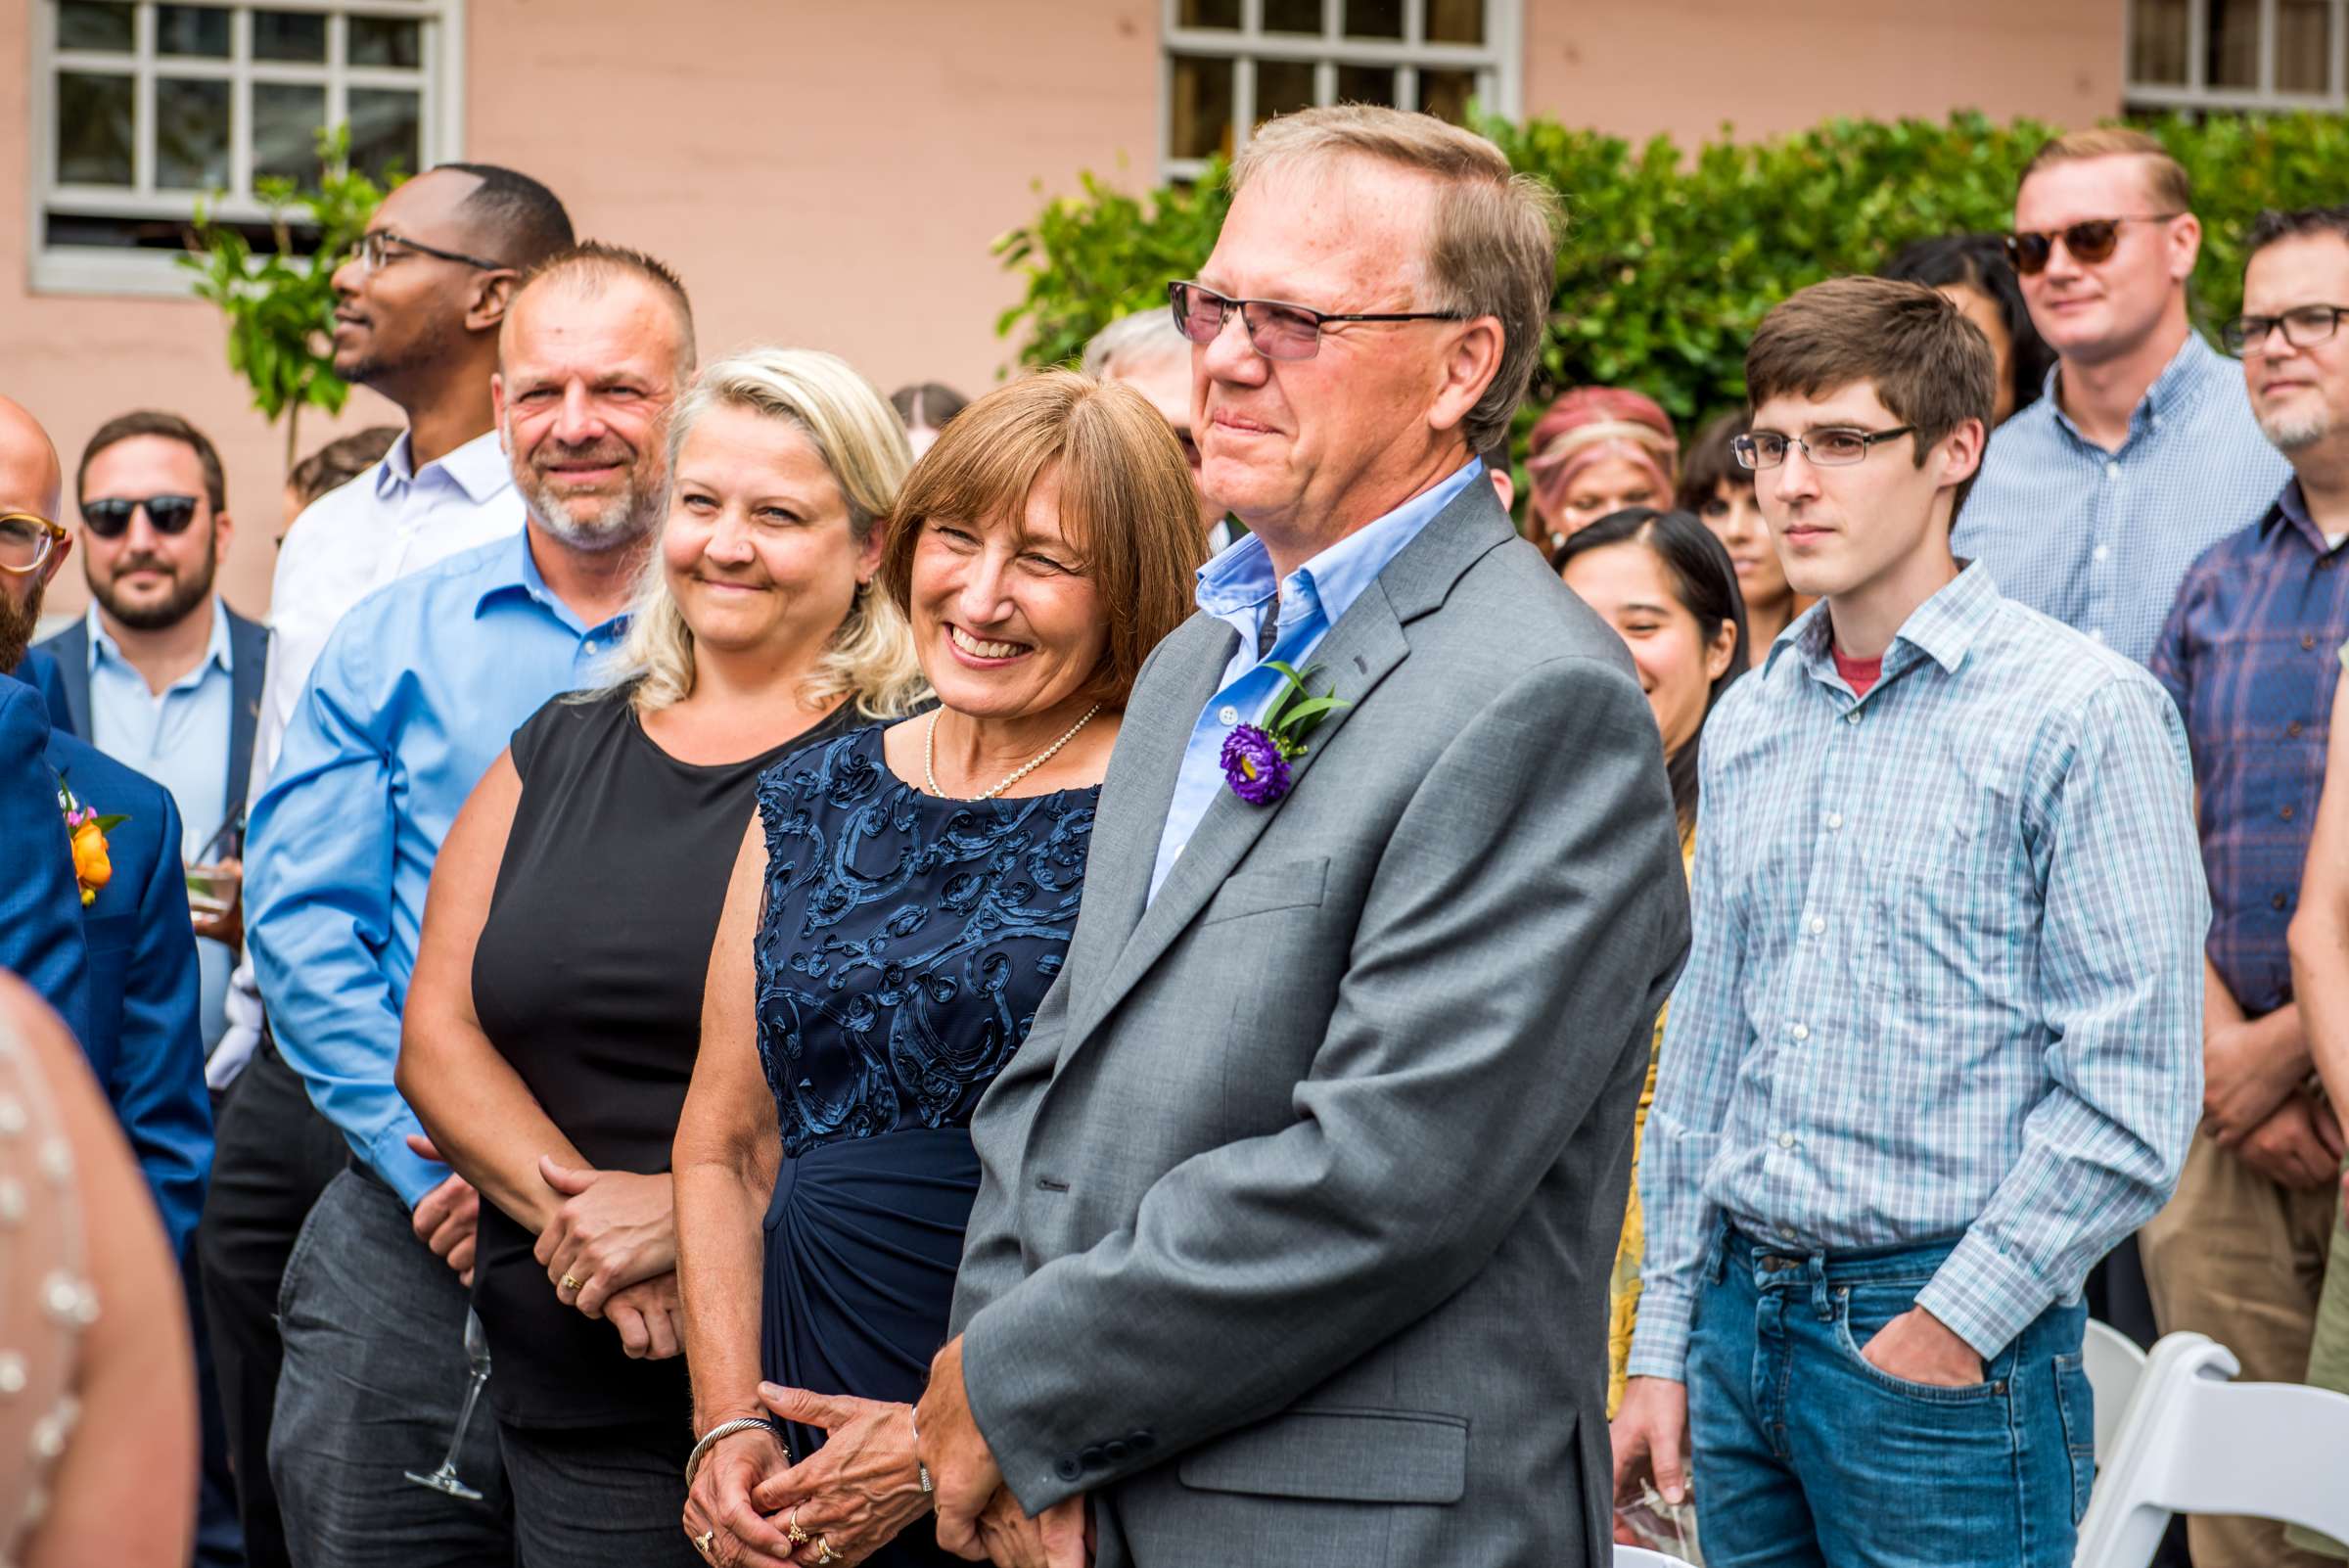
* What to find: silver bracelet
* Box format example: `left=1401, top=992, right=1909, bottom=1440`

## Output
left=908, top=1406, right=934, bottom=1496
left=685, top=1417, right=785, bottom=1490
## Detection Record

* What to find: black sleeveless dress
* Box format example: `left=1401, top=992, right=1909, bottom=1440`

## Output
left=751, top=724, right=1097, bottom=1565
left=468, top=688, right=852, bottom=1430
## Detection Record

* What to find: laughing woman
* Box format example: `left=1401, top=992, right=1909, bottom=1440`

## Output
left=674, top=371, right=1199, bottom=1568
left=397, top=348, right=924, bottom=1568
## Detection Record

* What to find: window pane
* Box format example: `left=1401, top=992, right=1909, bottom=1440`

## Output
left=1264, top=0, right=1323, bottom=34
left=56, top=72, right=133, bottom=185
left=1176, top=0, right=1240, bottom=27
left=157, top=6, right=232, bottom=57
left=2129, top=0, right=2189, bottom=84
left=254, top=82, right=329, bottom=184
left=1344, top=0, right=1403, bottom=38
left=157, top=77, right=232, bottom=190
left=349, top=17, right=424, bottom=68
left=254, top=11, right=330, bottom=63
left=58, top=2, right=134, bottom=51
left=348, top=88, right=423, bottom=181
left=1337, top=63, right=1398, bottom=105
left=2279, top=0, right=2331, bottom=92
left=2207, top=0, right=2260, bottom=87
left=1421, top=68, right=1476, bottom=123
left=1169, top=54, right=1234, bottom=161
left=1256, top=59, right=1317, bottom=126
left=1426, top=0, right=1484, bottom=45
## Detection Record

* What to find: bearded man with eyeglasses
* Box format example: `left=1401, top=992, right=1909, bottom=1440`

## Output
left=1953, top=127, right=2288, bottom=669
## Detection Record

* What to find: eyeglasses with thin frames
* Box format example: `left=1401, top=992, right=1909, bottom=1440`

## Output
left=0, top=512, right=69, bottom=576
left=1168, top=281, right=1465, bottom=362
left=2004, top=214, right=2183, bottom=276
left=1732, top=426, right=1917, bottom=471
left=2223, top=304, right=2349, bottom=356
left=350, top=230, right=509, bottom=275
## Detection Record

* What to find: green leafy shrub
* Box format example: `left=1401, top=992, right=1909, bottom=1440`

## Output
left=181, top=126, right=394, bottom=469
left=995, top=110, right=2349, bottom=449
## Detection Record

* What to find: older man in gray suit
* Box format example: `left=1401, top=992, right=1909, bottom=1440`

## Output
left=913, top=106, right=1690, bottom=1568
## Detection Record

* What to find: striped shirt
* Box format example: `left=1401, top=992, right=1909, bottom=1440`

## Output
left=2149, top=481, right=2349, bottom=1015
left=1953, top=332, right=2288, bottom=666
left=1627, top=565, right=2208, bottom=1377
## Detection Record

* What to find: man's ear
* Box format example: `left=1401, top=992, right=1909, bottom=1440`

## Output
left=466, top=270, right=518, bottom=335
left=211, top=507, right=234, bottom=567
left=1937, top=416, right=1987, bottom=491
left=1430, top=316, right=1505, bottom=438
left=2169, top=212, right=2203, bottom=284
left=39, top=530, right=71, bottom=588
left=490, top=373, right=511, bottom=456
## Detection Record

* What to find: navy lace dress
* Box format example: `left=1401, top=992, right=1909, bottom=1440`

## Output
left=752, top=724, right=1096, bottom=1562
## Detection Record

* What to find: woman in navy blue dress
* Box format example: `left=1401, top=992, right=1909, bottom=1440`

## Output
left=676, top=371, right=1203, bottom=1568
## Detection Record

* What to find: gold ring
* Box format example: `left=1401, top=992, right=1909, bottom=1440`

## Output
left=787, top=1508, right=809, bottom=1545
left=815, top=1539, right=838, bottom=1565
left=693, top=1527, right=714, bottom=1555
left=560, top=1274, right=581, bottom=1293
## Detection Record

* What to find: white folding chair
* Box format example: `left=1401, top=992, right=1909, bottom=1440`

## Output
left=2081, top=1316, right=2149, bottom=1461
left=1614, top=1547, right=1697, bottom=1568
left=2075, top=1330, right=2349, bottom=1567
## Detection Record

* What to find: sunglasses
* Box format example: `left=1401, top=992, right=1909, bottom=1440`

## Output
left=81, top=494, right=202, bottom=538
left=2004, top=214, right=2182, bottom=276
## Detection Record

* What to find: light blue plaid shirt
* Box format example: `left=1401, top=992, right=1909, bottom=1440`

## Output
left=1952, top=331, right=2288, bottom=667
left=1627, top=566, right=2207, bottom=1376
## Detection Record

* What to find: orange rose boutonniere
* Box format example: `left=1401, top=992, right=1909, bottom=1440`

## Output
left=56, top=775, right=127, bottom=908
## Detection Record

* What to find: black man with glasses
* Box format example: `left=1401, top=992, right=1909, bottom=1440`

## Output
left=1954, top=127, right=2286, bottom=669
left=2137, top=206, right=2349, bottom=1568
left=197, top=161, right=573, bottom=1568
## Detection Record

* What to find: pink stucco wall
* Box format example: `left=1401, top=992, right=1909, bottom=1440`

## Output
left=5, top=0, right=2117, bottom=621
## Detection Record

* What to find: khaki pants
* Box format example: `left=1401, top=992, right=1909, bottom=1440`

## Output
left=2140, top=1126, right=2337, bottom=1568
left=2285, top=1165, right=2349, bottom=1559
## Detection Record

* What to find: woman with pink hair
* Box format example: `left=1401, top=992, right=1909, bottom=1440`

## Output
left=1525, top=387, right=1680, bottom=552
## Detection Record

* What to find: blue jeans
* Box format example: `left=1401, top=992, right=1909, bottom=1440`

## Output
left=1685, top=1226, right=2095, bottom=1568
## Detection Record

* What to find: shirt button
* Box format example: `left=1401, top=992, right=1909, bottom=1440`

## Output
left=2282, top=805, right=2297, bottom=821
left=2290, top=720, right=2307, bottom=738
left=2304, top=633, right=2320, bottom=651
left=1778, top=1132, right=1796, bottom=1149
left=1218, top=705, right=1239, bottom=725
left=583, top=639, right=599, bottom=655
left=2092, top=544, right=2110, bottom=563
left=1779, top=1224, right=1798, bottom=1240
left=2105, top=462, right=2121, bottom=482
left=1826, top=812, right=1844, bottom=830
left=2088, top=628, right=2106, bottom=644
left=1808, top=916, right=1825, bottom=935
left=1844, top=711, right=1861, bottom=725
left=1790, top=1023, right=1810, bottom=1041
left=2275, top=893, right=2291, bottom=911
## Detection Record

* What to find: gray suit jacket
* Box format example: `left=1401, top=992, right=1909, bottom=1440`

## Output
left=37, top=602, right=269, bottom=833
left=948, top=481, right=1691, bottom=1567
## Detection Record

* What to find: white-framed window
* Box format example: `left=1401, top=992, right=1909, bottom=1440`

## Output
left=1161, top=0, right=1521, bottom=181
left=2126, top=0, right=2348, bottom=112
left=29, top=0, right=464, bottom=296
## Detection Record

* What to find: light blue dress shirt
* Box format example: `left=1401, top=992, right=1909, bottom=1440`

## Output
left=85, top=599, right=235, bottom=1050
left=1628, top=566, right=2207, bottom=1376
left=246, top=531, right=627, bottom=1207
left=1150, top=459, right=1483, bottom=901
left=1953, top=331, right=2288, bottom=666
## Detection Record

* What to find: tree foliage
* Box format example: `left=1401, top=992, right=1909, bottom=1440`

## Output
left=180, top=126, right=394, bottom=467
left=994, top=110, right=2349, bottom=450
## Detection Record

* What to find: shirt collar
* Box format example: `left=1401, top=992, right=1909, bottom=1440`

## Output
left=1194, top=458, right=1485, bottom=628
left=375, top=428, right=511, bottom=505
left=2044, top=330, right=2223, bottom=449
left=2260, top=478, right=2335, bottom=553
left=474, top=526, right=627, bottom=638
left=1772, top=561, right=2000, bottom=683
left=85, top=595, right=233, bottom=681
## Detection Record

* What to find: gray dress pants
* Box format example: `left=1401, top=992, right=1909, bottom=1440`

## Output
left=269, top=1166, right=512, bottom=1567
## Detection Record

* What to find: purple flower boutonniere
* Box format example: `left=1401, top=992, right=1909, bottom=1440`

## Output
left=1221, top=661, right=1349, bottom=807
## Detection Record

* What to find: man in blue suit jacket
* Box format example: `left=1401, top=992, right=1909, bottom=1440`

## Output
left=0, top=678, right=90, bottom=1042
left=1, top=394, right=209, bottom=1259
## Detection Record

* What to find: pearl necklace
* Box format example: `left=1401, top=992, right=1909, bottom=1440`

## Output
left=924, top=703, right=1102, bottom=802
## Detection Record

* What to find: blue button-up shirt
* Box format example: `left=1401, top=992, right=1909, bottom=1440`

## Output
left=1629, top=566, right=2207, bottom=1375
left=247, top=531, right=626, bottom=1206
left=1954, top=332, right=2289, bottom=666
left=2149, top=480, right=2349, bottom=1016
left=1150, top=459, right=1483, bottom=901
left=85, top=599, right=235, bottom=1049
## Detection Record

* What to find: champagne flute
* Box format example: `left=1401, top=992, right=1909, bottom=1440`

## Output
left=404, top=1309, right=491, bottom=1500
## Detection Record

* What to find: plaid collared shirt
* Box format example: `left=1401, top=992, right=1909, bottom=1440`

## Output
left=2150, top=481, right=2349, bottom=1015
left=1953, top=332, right=2289, bottom=666
left=1627, top=566, right=2208, bottom=1377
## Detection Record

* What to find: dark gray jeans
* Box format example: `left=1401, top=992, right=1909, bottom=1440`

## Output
left=269, top=1167, right=512, bottom=1567
left=498, top=1419, right=703, bottom=1568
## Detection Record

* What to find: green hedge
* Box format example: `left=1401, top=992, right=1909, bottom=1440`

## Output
left=993, top=110, right=2349, bottom=449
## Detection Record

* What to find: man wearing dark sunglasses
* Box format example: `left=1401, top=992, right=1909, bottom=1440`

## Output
left=1954, top=127, right=2288, bottom=670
